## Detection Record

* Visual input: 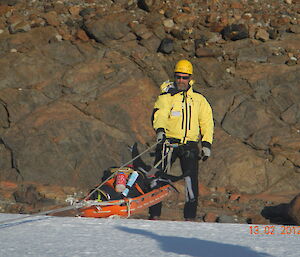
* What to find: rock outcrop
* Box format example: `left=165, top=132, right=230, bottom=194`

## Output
left=0, top=0, right=299, bottom=223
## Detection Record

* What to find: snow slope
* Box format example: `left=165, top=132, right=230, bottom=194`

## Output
left=0, top=213, right=299, bottom=257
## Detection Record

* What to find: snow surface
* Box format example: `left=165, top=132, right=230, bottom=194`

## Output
left=0, top=213, right=299, bottom=257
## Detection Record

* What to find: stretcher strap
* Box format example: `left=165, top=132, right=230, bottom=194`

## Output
left=161, top=143, right=173, bottom=174
left=135, top=183, right=145, bottom=195
left=166, top=147, right=173, bottom=174
left=126, top=199, right=132, bottom=218
left=83, top=200, right=125, bottom=206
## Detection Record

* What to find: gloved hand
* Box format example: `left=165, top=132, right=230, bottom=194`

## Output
left=200, top=142, right=211, bottom=161
left=156, top=129, right=166, bottom=143
left=200, top=147, right=211, bottom=161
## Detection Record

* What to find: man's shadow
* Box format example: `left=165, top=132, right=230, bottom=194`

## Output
left=117, top=226, right=271, bottom=257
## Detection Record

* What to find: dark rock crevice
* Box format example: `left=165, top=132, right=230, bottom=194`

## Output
left=0, top=138, right=22, bottom=178
left=0, top=99, right=10, bottom=129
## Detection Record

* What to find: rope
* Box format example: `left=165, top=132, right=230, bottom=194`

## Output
left=146, top=140, right=181, bottom=175
left=83, top=200, right=124, bottom=206
left=0, top=140, right=182, bottom=225
left=126, top=199, right=132, bottom=218
left=161, top=142, right=166, bottom=171
left=0, top=142, right=159, bottom=225
left=0, top=205, right=82, bottom=225
left=147, top=149, right=170, bottom=175
left=166, top=147, right=173, bottom=174
left=160, top=141, right=175, bottom=174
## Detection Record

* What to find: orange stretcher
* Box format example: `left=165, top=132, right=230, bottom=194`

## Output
left=79, top=183, right=174, bottom=218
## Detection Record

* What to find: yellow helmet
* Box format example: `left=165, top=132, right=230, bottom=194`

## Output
left=174, top=59, right=193, bottom=75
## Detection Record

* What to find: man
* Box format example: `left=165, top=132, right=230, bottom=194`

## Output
left=150, top=59, right=214, bottom=221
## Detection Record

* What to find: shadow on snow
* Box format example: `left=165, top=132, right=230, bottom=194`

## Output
left=117, top=226, right=272, bottom=257
left=0, top=216, right=52, bottom=230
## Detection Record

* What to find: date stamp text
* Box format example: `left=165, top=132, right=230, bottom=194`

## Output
left=249, top=225, right=300, bottom=235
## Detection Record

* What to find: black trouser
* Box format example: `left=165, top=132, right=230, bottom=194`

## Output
left=149, top=140, right=199, bottom=219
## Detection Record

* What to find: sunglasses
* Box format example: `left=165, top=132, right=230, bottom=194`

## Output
left=175, top=75, right=190, bottom=80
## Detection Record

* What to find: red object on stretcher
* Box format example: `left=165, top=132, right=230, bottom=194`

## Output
left=79, top=178, right=174, bottom=218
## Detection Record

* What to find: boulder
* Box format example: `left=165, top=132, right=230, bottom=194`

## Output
left=255, top=28, right=270, bottom=42
left=288, top=194, right=300, bottom=225
left=217, top=215, right=238, bottom=223
left=43, top=11, right=60, bottom=27
left=261, top=193, right=300, bottom=225
left=163, top=19, right=174, bottom=29
left=9, top=20, right=31, bottom=34
left=13, top=185, right=43, bottom=205
left=261, top=203, right=291, bottom=224
left=158, top=38, right=174, bottom=54
left=170, top=29, right=187, bottom=40
left=130, top=23, right=153, bottom=40
left=288, top=25, right=300, bottom=34
left=221, top=24, right=248, bottom=41
left=137, top=0, right=156, bottom=12
left=204, top=212, right=218, bottom=222
left=139, top=35, right=161, bottom=52
left=84, top=13, right=131, bottom=44
left=79, top=8, right=95, bottom=17
left=76, top=29, right=90, bottom=42
left=173, top=13, right=197, bottom=27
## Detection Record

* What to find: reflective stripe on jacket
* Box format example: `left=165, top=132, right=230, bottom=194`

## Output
left=153, top=84, right=214, bottom=144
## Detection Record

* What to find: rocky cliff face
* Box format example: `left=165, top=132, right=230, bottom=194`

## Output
left=0, top=0, right=299, bottom=224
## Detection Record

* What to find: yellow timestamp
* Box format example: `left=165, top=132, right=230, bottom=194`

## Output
left=249, top=225, right=300, bottom=235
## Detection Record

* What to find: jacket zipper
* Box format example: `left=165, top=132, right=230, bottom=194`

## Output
left=183, top=92, right=188, bottom=143
left=189, top=104, right=191, bottom=130
left=181, top=95, right=184, bottom=130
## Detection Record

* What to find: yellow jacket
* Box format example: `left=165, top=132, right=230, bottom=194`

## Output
left=152, top=81, right=214, bottom=145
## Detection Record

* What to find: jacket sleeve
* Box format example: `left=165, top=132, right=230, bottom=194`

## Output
left=198, top=96, right=214, bottom=145
left=152, top=94, right=172, bottom=131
